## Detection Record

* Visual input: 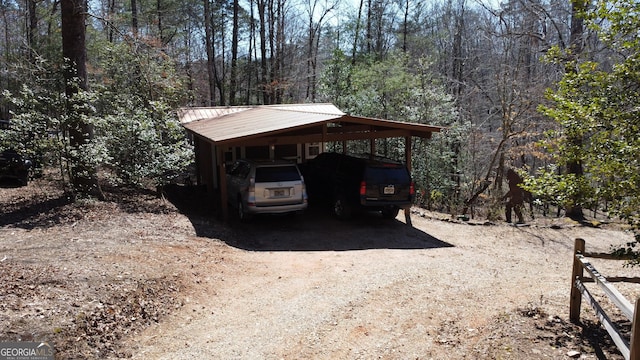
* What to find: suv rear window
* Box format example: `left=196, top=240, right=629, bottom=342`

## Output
left=255, top=166, right=301, bottom=182
left=365, top=167, right=409, bottom=183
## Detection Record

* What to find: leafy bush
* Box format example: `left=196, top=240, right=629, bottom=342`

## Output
left=2, top=41, right=193, bottom=193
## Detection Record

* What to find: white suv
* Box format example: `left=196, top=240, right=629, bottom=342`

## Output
left=226, top=159, right=308, bottom=221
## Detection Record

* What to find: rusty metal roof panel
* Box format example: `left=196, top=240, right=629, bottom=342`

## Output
left=177, top=106, right=253, bottom=124
left=181, top=104, right=345, bottom=143
left=264, top=103, right=345, bottom=115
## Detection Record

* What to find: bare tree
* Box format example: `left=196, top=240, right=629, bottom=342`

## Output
left=305, top=0, right=337, bottom=101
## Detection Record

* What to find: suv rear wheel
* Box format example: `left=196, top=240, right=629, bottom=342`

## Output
left=381, top=206, right=400, bottom=219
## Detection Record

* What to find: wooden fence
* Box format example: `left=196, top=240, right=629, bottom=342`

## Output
left=570, top=238, right=640, bottom=360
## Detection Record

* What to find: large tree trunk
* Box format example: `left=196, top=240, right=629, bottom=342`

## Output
left=565, top=0, right=586, bottom=221
left=61, top=0, right=104, bottom=199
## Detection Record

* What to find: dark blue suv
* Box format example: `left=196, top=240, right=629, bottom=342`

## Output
left=301, top=152, right=415, bottom=219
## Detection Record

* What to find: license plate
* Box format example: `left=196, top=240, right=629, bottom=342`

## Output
left=272, top=189, right=288, bottom=197
left=383, top=185, right=395, bottom=194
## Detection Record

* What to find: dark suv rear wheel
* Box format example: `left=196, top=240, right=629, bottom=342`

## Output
left=381, top=206, right=399, bottom=219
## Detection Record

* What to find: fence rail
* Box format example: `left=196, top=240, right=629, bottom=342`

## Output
left=570, top=238, right=640, bottom=360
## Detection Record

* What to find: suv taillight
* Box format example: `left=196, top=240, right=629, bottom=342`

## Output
left=360, top=181, right=367, bottom=196
left=410, top=182, right=415, bottom=195
left=248, top=177, right=256, bottom=206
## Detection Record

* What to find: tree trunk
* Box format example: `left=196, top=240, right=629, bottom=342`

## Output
left=451, top=3, right=465, bottom=96
left=258, top=0, right=269, bottom=104
left=157, top=0, right=164, bottom=44
left=203, top=0, right=217, bottom=105
left=107, top=0, right=115, bottom=42
left=351, top=0, right=364, bottom=66
left=365, top=0, right=372, bottom=55
left=401, top=0, right=409, bottom=53
left=246, top=0, right=255, bottom=104
left=268, top=0, right=277, bottom=104
left=229, top=0, right=239, bottom=105
left=61, top=0, right=104, bottom=200
left=27, top=0, right=37, bottom=60
left=274, top=0, right=283, bottom=103
left=565, top=0, right=586, bottom=221
left=131, top=0, right=138, bottom=36
left=306, top=8, right=315, bottom=101
left=1, top=6, right=9, bottom=118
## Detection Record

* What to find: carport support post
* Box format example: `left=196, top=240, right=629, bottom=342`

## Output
left=404, top=136, right=412, bottom=226
left=217, top=146, right=229, bottom=222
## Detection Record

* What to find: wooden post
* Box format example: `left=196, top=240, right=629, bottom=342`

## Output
left=404, top=136, right=412, bottom=226
left=217, top=146, right=229, bottom=222
left=570, top=238, right=586, bottom=323
left=630, top=298, right=640, bottom=360
left=404, top=136, right=412, bottom=170
left=370, top=138, right=375, bottom=157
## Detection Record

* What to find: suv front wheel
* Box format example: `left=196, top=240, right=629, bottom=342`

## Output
left=237, top=197, right=252, bottom=221
left=332, top=195, right=352, bottom=220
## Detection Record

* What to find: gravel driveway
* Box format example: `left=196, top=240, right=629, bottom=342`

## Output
left=125, top=208, right=636, bottom=359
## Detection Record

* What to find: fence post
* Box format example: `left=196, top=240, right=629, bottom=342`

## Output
left=570, top=238, right=586, bottom=323
left=630, top=298, right=640, bottom=360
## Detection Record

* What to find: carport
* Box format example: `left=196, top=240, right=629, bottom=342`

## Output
left=178, top=103, right=442, bottom=221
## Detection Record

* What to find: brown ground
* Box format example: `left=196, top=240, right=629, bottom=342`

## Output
left=1, top=174, right=638, bottom=359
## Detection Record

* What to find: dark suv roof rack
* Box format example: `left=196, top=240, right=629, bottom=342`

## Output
left=349, top=152, right=405, bottom=165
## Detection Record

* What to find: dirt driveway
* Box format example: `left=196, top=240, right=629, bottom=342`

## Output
left=1, top=180, right=638, bottom=359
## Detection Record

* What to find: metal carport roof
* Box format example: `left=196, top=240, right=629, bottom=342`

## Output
left=178, top=104, right=442, bottom=146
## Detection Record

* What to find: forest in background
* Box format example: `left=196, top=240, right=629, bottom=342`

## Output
left=0, top=0, right=638, bottom=242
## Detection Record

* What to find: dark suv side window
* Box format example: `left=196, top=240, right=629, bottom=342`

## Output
left=255, top=166, right=300, bottom=182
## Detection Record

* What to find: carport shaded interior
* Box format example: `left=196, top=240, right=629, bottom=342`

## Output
left=163, top=184, right=452, bottom=252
